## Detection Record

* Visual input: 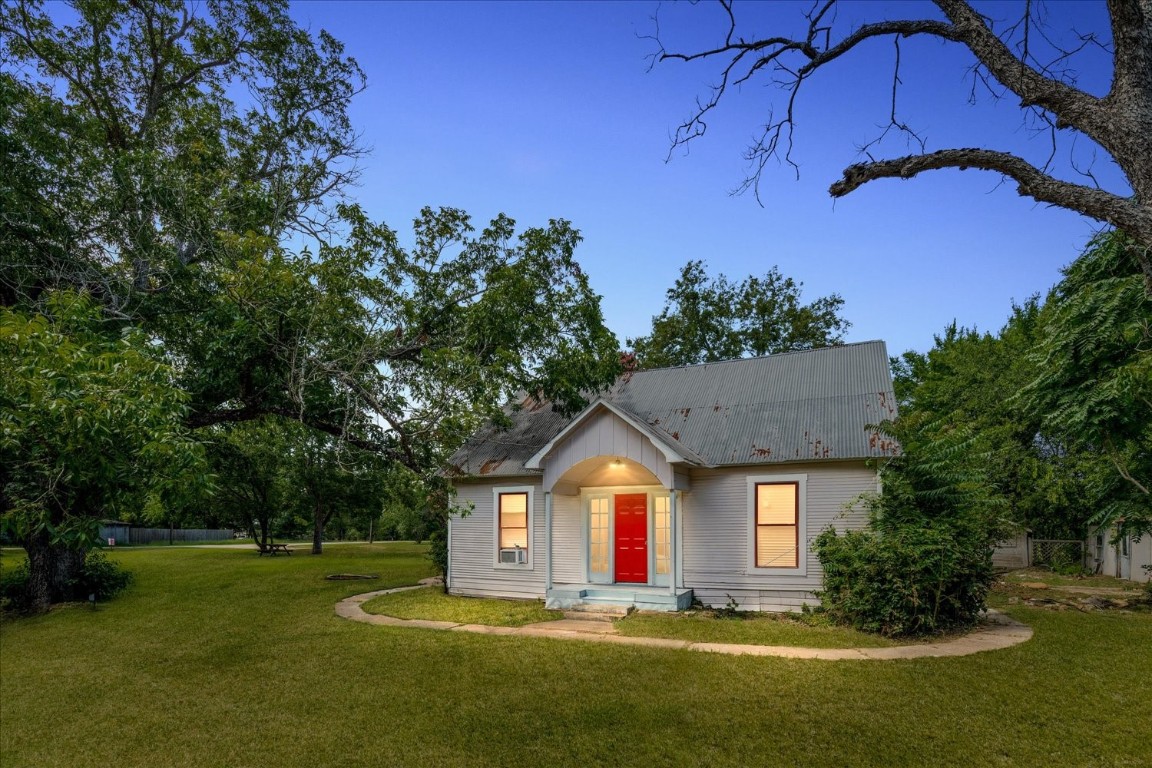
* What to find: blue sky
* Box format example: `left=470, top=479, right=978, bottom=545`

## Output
left=291, top=0, right=1122, bottom=356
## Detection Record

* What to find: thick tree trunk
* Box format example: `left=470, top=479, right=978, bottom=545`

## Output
left=311, top=500, right=324, bottom=555
left=23, top=531, right=86, bottom=613
left=253, top=514, right=271, bottom=550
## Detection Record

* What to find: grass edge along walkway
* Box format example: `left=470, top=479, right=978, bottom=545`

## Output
left=336, top=586, right=1033, bottom=660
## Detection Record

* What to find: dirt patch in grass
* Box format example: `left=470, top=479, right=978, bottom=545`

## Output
left=989, top=568, right=1150, bottom=613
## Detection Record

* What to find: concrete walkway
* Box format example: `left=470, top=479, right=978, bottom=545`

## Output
left=334, top=586, right=1033, bottom=660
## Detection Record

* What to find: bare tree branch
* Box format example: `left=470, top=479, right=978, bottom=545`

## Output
left=830, top=147, right=1152, bottom=238
left=654, top=0, right=1152, bottom=274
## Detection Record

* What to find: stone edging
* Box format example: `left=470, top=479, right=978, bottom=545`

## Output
left=334, top=586, right=1033, bottom=660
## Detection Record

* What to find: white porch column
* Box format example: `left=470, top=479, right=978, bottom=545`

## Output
left=668, top=490, right=677, bottom=596
left=545, top=491, right=553, bottom=594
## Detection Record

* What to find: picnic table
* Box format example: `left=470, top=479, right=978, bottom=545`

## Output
left=258, top=542, right=292, bottom=556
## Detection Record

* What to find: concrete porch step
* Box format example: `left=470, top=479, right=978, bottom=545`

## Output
left=562, top=604, right=632, bottom=622
left=547, top=585, right=695, bottom=612
left=532, top=618, right=618, bottom=634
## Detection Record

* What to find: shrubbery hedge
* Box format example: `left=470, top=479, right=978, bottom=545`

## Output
left=814, top=526, right=993, bottom=637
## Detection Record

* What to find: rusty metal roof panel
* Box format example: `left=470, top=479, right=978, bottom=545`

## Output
left=445, top=398, right=568, bottom=478
left=449, top=341, right=898, bottom=477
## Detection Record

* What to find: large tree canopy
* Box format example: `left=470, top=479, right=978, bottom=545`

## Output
left=892, top=231, right=1151, bottom=543
left=0, top=0, right=622, bottom=608
left=0, top=0, right=365, bottom=310
left=0, top=292, right=206, bottom=611
left=653, top=0, right=1152, bottom=281
left=1023, top=231, right=1151, bottom=536
left=1, top=1, right=621, bottom=453
left=628, top=259, right=849, bottom=368
left=164, top=204, right=622, bottom=465
left=891, top=303, right=1092, bottom=541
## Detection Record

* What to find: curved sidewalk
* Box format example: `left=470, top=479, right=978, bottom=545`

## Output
left=335, top=586, right=1033, bottom=660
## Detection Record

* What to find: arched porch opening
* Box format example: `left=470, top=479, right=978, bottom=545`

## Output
left=543, top=455, right=691, bottom=610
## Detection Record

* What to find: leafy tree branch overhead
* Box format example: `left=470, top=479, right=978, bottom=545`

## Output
left=0, top=0, right=367, bottom=310
left=0, top=0, right=621, bottom=461
left=0, top=0, right=622, bottom=610
left=0, top=292, right=208, bottom=612
left=653, top=0, right=1152, bottom=282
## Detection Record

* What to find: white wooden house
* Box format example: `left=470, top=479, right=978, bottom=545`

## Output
left=445, top=341, right=899, bottom=611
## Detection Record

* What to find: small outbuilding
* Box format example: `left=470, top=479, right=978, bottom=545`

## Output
left=1091, top=528, right=1152, bottom=582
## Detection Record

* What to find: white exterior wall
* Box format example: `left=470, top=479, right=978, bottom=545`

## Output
left=551, top=493, right=583, bottom=584
left=449, top=461, right=879, bottom=610
left=1093, top=528, right=1152, bottom=582
left=992, top=534, right=1030, bottom=569
left=543, top=409, right=688, bottom=492
left=448, top=478, right=547, bottom=600
left=681, top=462, right=877, bottom=611
left=1131, top=537, right=1152, bottom=582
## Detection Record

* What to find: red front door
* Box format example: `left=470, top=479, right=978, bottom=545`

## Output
left=614, top=493, right=648, bottom=583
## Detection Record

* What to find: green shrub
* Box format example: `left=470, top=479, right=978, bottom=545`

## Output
left=812, top=416, right=1007, bottom=638
left=0, top=549, right=132, bottom=613
left=75, top=549, right=133, bottom=601
left=814, top=526, right=993, bottom=637
left=0, top=559, right=30, bottom=613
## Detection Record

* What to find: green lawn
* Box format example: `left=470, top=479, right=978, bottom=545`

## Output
left=362, top=586, right=563, bottom=626
left=2, top=545, right=1150, bottom=767
left=616, top=610, right=901, bottom=648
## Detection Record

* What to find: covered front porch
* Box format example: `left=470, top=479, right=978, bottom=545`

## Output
left=527, top=400, right=698, bottom=612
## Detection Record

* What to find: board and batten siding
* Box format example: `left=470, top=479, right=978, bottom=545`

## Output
left=682, top=461, right=876, bottom=611
left=544, top=409, right=686, bottom=492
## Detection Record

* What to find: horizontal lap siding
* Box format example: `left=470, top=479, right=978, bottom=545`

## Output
left=682, top=462, right=875, bottom=606
left=551, top=493, right=583, bottom=584
left=449, top=480, right=545, bottom=599
left=692, top=588, right=819, bottom=613
left=450, top=463, right=877, bottom=608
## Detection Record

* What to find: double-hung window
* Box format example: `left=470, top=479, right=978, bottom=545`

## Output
left=494, top=487, right=533, bottom=567
left=755, top=483, right=799, bottom=568
left=747, top=474, right=807, bottom=574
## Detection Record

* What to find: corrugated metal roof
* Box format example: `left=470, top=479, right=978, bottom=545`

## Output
left=447, top=340, right=899, bottom=477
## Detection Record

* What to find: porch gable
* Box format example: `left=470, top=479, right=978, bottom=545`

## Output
left=525, top=401, right=693, bottom=493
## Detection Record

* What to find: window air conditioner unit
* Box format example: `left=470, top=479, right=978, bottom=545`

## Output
left=499, top=548, right=526, bottom=565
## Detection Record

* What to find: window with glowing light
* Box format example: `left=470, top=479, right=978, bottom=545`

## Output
left=754, top=482, right=799, bottom=569
left=589, top=496, right=609, bottom=576
left=654, top=495, right=671, bottom=575
left=498, top=492, right=528, bottom=551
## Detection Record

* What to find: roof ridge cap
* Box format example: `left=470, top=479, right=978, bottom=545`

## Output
left=624, top=341, right=887, bottom=374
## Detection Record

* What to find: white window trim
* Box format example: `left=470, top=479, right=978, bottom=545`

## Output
left=585, top=491, right=612, bottom=584
left=493, top=485, right=535, bottom=569
left=746, top=473, right=808, bottom=576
